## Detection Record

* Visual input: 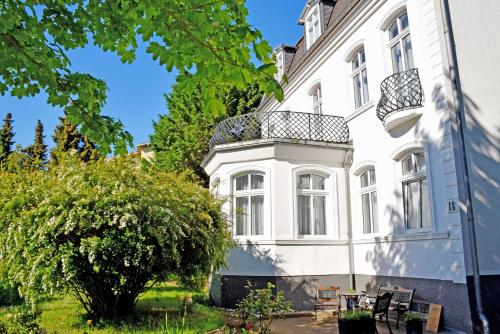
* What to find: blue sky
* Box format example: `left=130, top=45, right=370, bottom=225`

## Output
left=0, top=0, right=305, bottom=150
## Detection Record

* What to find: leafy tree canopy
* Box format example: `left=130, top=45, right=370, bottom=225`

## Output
left=0, top=156, right=232, bottom=318
left=0, top=1, right=282, bottom=154
left=150, top=84, right=262, bottom=186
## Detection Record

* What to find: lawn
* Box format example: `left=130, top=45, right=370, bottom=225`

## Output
left=1, top=282, right=225, bottom=334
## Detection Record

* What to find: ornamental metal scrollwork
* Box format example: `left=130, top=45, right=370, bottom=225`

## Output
left=376, top=68, right=424, bottom=123
left=209, top=111, right=349, bottom=149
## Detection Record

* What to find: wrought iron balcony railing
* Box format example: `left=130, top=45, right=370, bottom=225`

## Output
left=209, top=111, right=349, bottom=149
left=376, top=68, right=424, bottom=122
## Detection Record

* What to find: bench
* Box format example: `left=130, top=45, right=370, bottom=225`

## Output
left=314, top=286, right=340, bottom=319
left=378, top=285, right=415, bottom=329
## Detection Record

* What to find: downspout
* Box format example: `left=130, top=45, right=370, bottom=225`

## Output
left=439, top=0, right=489, bottom=332
left=344, top=148, right=355, bottom=289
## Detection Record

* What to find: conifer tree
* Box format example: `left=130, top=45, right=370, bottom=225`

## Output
left=80, top=135, right=102, bottom=163
left=0, top=113, right=15, bottom=169
left=51, top=116, right=101, bottom=165
left=24, top=120, right=47, bottom=170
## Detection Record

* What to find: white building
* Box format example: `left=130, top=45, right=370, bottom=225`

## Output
left=201, top=1, right=500, bottom=332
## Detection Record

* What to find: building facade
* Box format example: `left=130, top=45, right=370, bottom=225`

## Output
left=201, top=1, right=500, bottom=332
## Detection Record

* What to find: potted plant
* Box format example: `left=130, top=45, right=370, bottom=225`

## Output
left=405, top=313, right=423, bottom=334
left=338, top=309, right=375, bottom=334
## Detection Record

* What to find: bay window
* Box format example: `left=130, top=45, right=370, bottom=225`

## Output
left=234, top=173, right=264, bottom=236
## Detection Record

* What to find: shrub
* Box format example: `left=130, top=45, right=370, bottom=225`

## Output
left=0, top=307, right=45, bottom=334
left=236, top=282, right=293, bottom=334
left=405, top=312, right=423, bottom=322
left=0, top=156, right=232, bottom=319
left=342, top=309, right=372, bottom=321
left=0, top=283, right=22, bottom=306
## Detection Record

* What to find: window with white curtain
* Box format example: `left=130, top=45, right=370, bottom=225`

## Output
left=233, top=173, right=264, bottom=236
left=351, top=48, right=369, bottom=109
left=360, top=168, right=378, bottom=234
left=388, top=12, right=414, bottom=73
left=305, top=8, right=321, bottom=49
left=297, top=173, right=328, bottom=235
left=312, top=86, right=322, bottom=115
left=401, top=152, right=430, bottom=230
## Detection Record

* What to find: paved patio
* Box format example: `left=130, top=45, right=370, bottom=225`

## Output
left=269, top=311, right=464, bottom=334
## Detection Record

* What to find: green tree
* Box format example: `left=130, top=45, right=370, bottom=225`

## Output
left=50, top=116, right=101, bottom=165
left=23, top=120, right=47, bottom=171
left=0, top=113, right=14, bottom=169
left=0, top=157, right=232, bottom=319
left=150, top=84, right=262, bottom=186
left=0, top=1, right=282, bottom=154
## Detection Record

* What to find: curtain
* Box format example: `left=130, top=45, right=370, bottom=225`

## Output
left=235, top=197, right=248, bottom=235
left=362, top=193, right=371, bottom=233
left=251, top=195, right=264, bottom=235
left=314, top=196, right=326, bottom=235
left=298, top=195, right=311, bottom=235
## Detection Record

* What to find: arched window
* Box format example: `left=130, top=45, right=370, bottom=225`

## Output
left=233, top=172, right=265, bottom=236
left=351, top=48, right=369, bottom=109
left=400, top=152, right=430, bottom=230
left=297, top=173, right=328, bottom=235
left=387, top=11, right=414, bottom=73
left=210, top=177, right=221, bottom=198
left=359, top=167, right=378, bottom=234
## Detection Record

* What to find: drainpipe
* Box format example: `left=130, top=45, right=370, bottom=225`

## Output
left=439, top=0, right=489, bottom=332
left=344, top=148, right=355, bottom=289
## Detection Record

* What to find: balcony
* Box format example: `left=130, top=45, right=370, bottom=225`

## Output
left=376, top=69, right=424, bottom=130
left=209, top=111, right=349, bottom=149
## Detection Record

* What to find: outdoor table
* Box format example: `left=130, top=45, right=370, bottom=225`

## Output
left=338, top=291, right=363, bottom=318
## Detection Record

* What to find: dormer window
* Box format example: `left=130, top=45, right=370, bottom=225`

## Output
left=305, top=6, right=321, bottom=49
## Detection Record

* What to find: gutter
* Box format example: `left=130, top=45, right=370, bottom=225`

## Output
left=439, top=0, right=489, bottom=332
left=343, top=148, right=355, bottom=289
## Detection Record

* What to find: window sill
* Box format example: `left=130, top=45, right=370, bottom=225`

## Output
left=351, top=231, right=449, bottom=244
left=235, top=239, right=349, bottom=246
left=345, top=101, right=375, bottom=122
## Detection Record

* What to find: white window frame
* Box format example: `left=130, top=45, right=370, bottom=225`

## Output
left=386, top=11, right=414, bottom=73
left=305, top=5, right=321, bottom=50
left=293, top=167, right=337, bottom=239
left=351, top=48, right=369, bottom=110
left=399, top=152, right=431, bottom=232
left=359, top=167, right=378, bottom=234
left=275, top=51, right=285, bottom=82
left=232, top=172, right=266, bottom=238
left=312, top=86, right=322, bottom=115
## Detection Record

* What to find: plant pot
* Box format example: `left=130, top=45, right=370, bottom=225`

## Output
left=406, top=320, right=423, bottom=334
left=338, top=318, right=376, bottom=334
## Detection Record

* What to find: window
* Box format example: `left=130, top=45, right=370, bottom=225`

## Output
left=401, top=152, right=430, bottom=230
left=388, top=12, right=414, bottom=73
left=275, top=51, right=284, bottom=82
left=233, top=173, right=264, bottom=236
left=351, top=49, right=369, bottom=109
left=297, top=173, right=327, bottom=235
left=211, top=177, right=221, bottom=198
left=312, top=86, right=322, bottom=115
left=360, top=168, right=378, bottom=234
left=306, top=8, right=321, bottom=49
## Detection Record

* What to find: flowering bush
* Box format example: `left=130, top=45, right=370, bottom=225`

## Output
left=236, top=282, right=292, bottom=334
left=0, top=156, right=232, bottom=318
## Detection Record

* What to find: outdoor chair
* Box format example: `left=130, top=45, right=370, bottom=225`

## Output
left=314, top=286, right=340, bottom=319
left=378, top=285, right=415, bottom=329
left=372, top=291, right=394, bottom=334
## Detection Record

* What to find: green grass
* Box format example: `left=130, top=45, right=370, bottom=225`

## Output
left=1, top=283, right=224, bottom=334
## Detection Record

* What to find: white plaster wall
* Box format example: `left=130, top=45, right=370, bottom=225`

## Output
left=258, top=0, right=466, bottom=282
